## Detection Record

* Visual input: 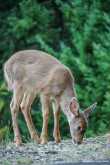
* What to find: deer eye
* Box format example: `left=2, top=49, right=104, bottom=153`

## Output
left=77, top=126, right=81, bottom=131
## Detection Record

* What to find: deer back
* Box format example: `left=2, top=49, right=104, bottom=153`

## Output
left=4, top=50, right=74, bottom=95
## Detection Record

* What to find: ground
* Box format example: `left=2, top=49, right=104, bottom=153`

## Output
left=0, top=134, right=110, bottom=165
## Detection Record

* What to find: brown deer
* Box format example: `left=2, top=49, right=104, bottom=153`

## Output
left=4, top=50, right=97, bottom=146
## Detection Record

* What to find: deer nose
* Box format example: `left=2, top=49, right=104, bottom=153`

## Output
left=77, top=141, right=82, bottom=144
left=72, top=139, right=82, bottom=145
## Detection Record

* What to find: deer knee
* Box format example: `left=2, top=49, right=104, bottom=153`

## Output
left=20, top=102, right=31, bottom=114
left=11, top=109, right=18, bottom=116
left=20, top=104, right=26, bottom=113
left=10, top=102, right=19, bottom=115
left=54, top=109, right=60, bottom=118
left=10, top=101, right=13, bottom=110
left=43, top=110, right=49, bottom=120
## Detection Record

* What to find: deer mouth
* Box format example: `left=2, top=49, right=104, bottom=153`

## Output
left=72, top=139, right=82, bottom=145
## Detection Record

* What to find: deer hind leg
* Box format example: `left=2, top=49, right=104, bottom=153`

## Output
left=20, top=91, right=40, bottom=143
left=52, top=98, right=61, bottom=143
left=10, top=86, right=23, bottom=146
left=40, top=94, right=50, bottom=144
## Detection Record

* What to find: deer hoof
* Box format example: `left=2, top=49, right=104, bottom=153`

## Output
left=55, top=137, right=61, bottom=143
left=32, top=135, right=40, bottom=144
left=40, top=137, right=48, bottom=144
left=14, top=139, right=22, bottom=147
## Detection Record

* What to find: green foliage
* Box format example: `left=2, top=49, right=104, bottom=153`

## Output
left=0, top=126, right=10, bottom=142
left=0, top=0, right=110, bottom=142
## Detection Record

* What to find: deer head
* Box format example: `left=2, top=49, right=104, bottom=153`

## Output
left=68, top=98, right=97, bottom=144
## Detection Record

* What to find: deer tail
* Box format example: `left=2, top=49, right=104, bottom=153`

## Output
left=3, top=62, right=13, bottom=91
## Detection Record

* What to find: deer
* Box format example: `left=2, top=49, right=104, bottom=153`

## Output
left=4, top=50, right=97, bottom=146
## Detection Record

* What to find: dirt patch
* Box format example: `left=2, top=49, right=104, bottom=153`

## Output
left=0, top=134, right=110, bottom=165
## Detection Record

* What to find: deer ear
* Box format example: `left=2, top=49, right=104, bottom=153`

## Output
left=69, top=98, right=79, bottom=116
left=84, top=102, right=97, bottom=119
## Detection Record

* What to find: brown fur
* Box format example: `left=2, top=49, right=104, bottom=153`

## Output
left=4, top=50, right=96, bottom=146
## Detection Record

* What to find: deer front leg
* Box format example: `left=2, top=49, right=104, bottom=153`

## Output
left=20, top=92, right=40, bottom=143
left=40, top=95, right=50, bottom=144
left=52, top=99, right=61, bottom=143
